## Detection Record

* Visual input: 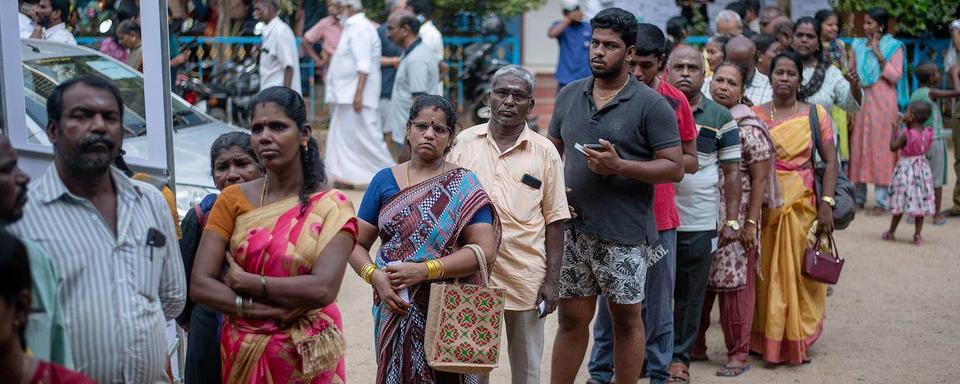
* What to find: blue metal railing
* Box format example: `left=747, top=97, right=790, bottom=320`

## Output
left=76, top=35, right=521, bottom=114
left=683, top=36, right=953, bottom=92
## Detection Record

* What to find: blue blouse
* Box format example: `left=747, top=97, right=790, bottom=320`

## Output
left=358, top=168, right=493, bottom=227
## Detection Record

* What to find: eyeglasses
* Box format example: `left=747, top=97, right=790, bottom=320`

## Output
left=410, top=121, right=451, bottom=135
left=491, top=89, right=531, bottom=102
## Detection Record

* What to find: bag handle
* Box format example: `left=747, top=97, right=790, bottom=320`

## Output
left=811, top=233, right=842, bottom=264
left=463, top=244, right=489, bottom=286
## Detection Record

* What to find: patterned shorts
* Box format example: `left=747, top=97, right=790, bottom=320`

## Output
left=559, top=227, right=658, bottom=305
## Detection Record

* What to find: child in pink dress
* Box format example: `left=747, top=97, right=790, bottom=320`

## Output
left=883, top=101, right=936, bottom=245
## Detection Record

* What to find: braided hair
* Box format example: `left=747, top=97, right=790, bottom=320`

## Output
left=794, top=17, right=831, bottom=100
left=250, top=87, right=325, bottom=216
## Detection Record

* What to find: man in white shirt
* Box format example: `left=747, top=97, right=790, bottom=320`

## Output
left=408, top=0, right=445, bottom=94
left=19, top=0, right=38, bottom=38
left=324, top=0, right=394, bottom=187
left=253, top=0, right=302, bottom=94
left=29, top=0, right=76, bottom=45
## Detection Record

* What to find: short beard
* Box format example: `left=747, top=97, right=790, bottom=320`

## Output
left=55, top=134, right=118, bottom=179
left=58, top=150, right=114, bottom=178
left=591, top=59, right=625, bottom=81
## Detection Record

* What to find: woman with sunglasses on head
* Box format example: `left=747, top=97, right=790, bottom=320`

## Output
left=350, top=95, right=500, bottom=384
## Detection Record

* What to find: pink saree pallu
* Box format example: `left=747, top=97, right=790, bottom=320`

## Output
left=221, top=190, right=357, bottom=384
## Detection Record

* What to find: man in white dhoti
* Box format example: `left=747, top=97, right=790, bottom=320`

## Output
left=324, top=0, right=395, bottom=187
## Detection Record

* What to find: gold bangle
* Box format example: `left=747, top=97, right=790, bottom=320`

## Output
left=424, top=260, right=436, bottom=280
left=360, top=263, right=377, bottom=284
left=235, top=295, right=244, bottom=317
left=745, top=219, right=758, bottom=228
left=425, top=259, right=444, bottom=280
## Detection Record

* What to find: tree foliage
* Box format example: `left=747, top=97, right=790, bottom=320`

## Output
left=834, top=0, right=958, bottom=36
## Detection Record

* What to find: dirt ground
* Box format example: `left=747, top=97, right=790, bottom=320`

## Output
left=334, top=150, right=960, bottom=383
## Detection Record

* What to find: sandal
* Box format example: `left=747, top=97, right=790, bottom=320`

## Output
left=933, top=215, right=947, bottom=225
left=668, top=363, right=690, bottom=383
left=716, top=363, right=751, bottom=377
left=867, top=207, right=887, bottom=216
left=881, top=231, right=896, bottom=241
left=913, top=235, right=923, bottom=246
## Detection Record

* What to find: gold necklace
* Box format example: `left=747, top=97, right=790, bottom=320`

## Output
left=771, top=101, right=798, bottom=121
left=260, top=175, right=268, bottom=208
left=405, top=161, right=446, bottom=187
left=594, top=77, right=630, bottom=102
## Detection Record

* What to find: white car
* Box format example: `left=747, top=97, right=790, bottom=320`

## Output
left=16, top=39, right=243, bottom=217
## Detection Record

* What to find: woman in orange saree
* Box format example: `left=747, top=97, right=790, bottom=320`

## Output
left=750, top=51, right=838, bottom=365
left=192, top=87, right=356, bottom=384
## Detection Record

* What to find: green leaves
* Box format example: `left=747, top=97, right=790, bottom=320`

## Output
left=835, top=0, right=958, bottom=36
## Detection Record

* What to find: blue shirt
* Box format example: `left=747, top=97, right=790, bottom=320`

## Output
left=378, top=23, right=404, bottom=99
left=358, top=168, right=494, bottom=227
left=553, top=21, right=592, bottom=85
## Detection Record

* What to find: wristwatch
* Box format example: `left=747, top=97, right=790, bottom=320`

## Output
left=821, top=196, right=836, bottom=208
left=724, top=220, right=741, bottom=231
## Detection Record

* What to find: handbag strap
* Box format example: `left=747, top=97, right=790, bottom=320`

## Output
left=808, top=104, right=824, bottom=169
left=463, top=244, right=489, bottom=286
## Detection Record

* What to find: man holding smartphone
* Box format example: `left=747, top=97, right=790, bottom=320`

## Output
left=547, top=8, right=684, bottom=384
left=449, top=65, right=569, bottom=384
left=587, top=23, right=699, bottom=384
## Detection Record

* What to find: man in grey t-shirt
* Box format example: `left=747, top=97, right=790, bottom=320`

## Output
left=385, top=10, right=439, bottom=162
left=546, top=8, right=684, bottom=384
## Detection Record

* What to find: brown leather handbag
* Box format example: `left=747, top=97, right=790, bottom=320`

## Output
left=802, top=234, right=844, bottom=284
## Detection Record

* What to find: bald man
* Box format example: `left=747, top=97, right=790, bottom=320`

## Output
left=701, top=36, right=773, bottom=105
left=769, top=16, right=794, bottom=49
left=665, top=45, right=742, bottom=382
left=759, top=6, right=783, bottom=34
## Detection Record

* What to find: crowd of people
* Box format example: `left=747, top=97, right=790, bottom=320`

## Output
left=3, top=1, right=960, bottom=384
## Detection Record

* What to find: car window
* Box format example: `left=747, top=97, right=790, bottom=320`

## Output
left=21, top=55, right=210, bottom=144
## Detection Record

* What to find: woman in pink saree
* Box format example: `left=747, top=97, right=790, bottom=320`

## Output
left=192, top=87, right=356, bottom=384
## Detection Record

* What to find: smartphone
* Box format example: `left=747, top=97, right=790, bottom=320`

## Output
left=575, top=143, right=604, bottom=155
left=386, top=261, right=410, bottom=303
left=583, top=143, right=605, bottom=151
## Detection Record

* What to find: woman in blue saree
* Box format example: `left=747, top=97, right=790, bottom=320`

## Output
left=349, top=95, right=501, bottom=384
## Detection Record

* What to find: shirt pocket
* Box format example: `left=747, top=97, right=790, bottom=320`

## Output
left=696, top=125, right=719, bottom=155
left=501, top=168, right=544, bottom=224
left=127, top=232, right=163, bottom=301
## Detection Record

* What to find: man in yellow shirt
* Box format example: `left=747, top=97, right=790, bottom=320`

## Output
left=449, top=65, right=570, bottom=384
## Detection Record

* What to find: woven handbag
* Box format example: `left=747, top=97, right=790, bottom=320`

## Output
left=424, top=244, right=505, bottom=375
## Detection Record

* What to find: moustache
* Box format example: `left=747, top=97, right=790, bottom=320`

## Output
left=79, top=134, right=116, bottom=152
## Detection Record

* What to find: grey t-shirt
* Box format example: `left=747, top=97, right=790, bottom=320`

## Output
left=387, top=39, right=440, bottom=143
left=548, top=76, right=680, bottom=245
